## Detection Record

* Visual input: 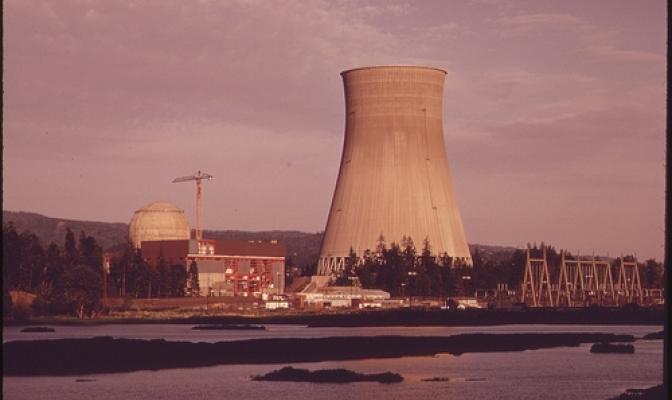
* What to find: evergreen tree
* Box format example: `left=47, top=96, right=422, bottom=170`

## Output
left=375, top=235, right=386, bottom=263
left=126, top=248, right=149, bottom=298
left=78, top=231, right=103, bottom=272
left=188, top=261, right=200, bottom=296
left=169, top=264, right=188, bottom=297
left=344, top=247, right=358, bottom=278
left=63, top=264, right=102, bottom=318
left=33, top=243, right=67, bottom=315
left=146, top=264, right=160, bottom=299
left=2, top=223, right=21, bottom=292
left=383, top=242, right=403, bottom=296
left=401, top=237, right=419, bottom=295
left=439, top=254, right=463, bottom=297
left=109, top=243, right=134, bottom=297
left=416, top=238, right=438, bottom=296
left=157, top=257, right=169, bottom=297
left=64, top=228, right=79, bottom=267
left=356, top=249, right=378, bottom=288
left=642, top=259, right=663, bottom=288
left=18, top=231, right=46, bottom=291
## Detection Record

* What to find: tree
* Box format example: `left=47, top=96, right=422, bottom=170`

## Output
left=2, top=223, right=22, bottom=292
left=157, top=256, right=169, bottom=297
left=18, top=231, right=46, bottom=291
left=63, top=265, right=102, bottom=318
left=188, top=261, right=200, bottom=296
left=356, top=249, right=378, bottom=288
left=506, top=249, right=526, bottom=289
left=2, top=225, right=46, bottom=294
left=285, top=256, right=296, bottom=286
left=439, top=254, right=463, bottom=297
left=78, top=231, right=103, bottom=273
left=344, top=247, right=358, bottom=278
left=169, top=264, right=188, bottom=297
left=400, top=237, right=420, bottom=296
left=642, top=259, right=663, bottom=288
left=121, top=248, right=149, bottom=298
left=64, top=228, right=79, bottom=267
left=382, top=242, right=404, bottom=296
left=33, top=243, right=67, bottom=315
left=418, top=238, right=440, bottom=296
left=145, top=264, right=160, bottom=299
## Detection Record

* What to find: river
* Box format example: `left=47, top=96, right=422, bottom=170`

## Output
left=3, top=324, right=663, bottom=400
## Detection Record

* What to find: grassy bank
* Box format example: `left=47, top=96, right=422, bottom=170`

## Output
left=4, top=306, right=665, bottom=327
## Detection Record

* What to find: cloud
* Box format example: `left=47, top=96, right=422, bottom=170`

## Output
left=493, top=13, right=583, bottom=36
left=585, top=45, right=665, bottom=64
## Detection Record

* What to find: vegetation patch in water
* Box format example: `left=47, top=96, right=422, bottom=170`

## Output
left=20, top=327, right=55, bottom=333
left=422, top=376, right=451, bottom=382
left=252, top=366, right=403, bottom=384
left=192, top=324, right=265, bottom=330
left=609, top=384, right=664, bottom=400
left=641, top=331, right=663, bottom=340
left=590, top=342, right=634, bottom=354
left=3, top=333, right=636, bottom=376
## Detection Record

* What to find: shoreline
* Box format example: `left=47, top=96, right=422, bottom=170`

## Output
left=3, top=332, right=635, bottom=376
left=4, top=307, right=665, bottom=327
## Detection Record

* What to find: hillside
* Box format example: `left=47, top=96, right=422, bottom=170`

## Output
left=3, top=210, right=518, bottom=269
left=2, top=211, right=323, bottom=268
left=2, top=211, right=129, bottom=250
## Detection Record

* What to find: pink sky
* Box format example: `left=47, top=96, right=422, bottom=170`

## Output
left=3, top=1, right=666, bottom=260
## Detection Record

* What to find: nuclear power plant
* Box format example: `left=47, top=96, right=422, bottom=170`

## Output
left=318, top=66, right=472, bottom=275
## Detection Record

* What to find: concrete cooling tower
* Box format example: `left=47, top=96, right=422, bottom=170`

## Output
left=317, top=66, right=472, bottom=275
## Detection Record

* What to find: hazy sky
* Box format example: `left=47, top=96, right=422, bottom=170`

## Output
left=3, top=1, right=666, bottom=260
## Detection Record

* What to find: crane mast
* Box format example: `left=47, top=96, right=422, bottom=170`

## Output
left=172, top=170, right=213, bottom=241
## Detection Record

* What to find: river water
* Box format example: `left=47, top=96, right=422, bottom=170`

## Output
left=3, top=324, right=663, bottom=400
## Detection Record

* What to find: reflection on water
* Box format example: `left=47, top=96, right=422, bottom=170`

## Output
left=2, top=325, right=663, bottom=400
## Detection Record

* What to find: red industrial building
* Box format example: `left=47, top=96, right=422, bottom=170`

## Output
left=140, top=239, right=286, bottom=297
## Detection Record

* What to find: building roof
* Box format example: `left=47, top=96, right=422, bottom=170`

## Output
left=213, top=240, right=286, bottom=257
left=140, top=239, right=286, bottom=266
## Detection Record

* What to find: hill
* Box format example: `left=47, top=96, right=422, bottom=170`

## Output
left=2, top=210, right=518, bottom=269
left=2, top=211, right=323, bottom=268
left=2, top=211, right=129, bottom=250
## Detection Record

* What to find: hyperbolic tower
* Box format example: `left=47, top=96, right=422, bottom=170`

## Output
left=317, top=66, right=472, bottom=275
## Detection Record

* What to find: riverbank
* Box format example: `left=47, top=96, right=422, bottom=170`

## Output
left=4, top=306, right=665, bottom=327
left=3, top=332, right=634, bottom=376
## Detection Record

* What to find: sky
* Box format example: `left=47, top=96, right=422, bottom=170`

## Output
left=3, top=0, right=666, bottom=260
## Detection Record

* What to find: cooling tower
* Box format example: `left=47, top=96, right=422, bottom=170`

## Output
left=317, top=66, right=471, bottom=275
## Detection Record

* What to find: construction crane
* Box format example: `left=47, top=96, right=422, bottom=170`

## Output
left=172, top=170, right=214, bottom=241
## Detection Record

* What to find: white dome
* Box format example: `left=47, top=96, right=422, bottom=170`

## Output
left=129, top=201, right=191, bottom=248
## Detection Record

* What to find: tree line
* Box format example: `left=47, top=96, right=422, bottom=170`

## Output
left=2, top=223, right=199, bottom=319
left=339, top=236, right=517, bottom=298
left=3, top=223, right=104, bottom=318
left=3, top=223, right=664, bottom=318
left=336, top=237, right=665, bottom=298
left=106, top=245, right=198, bottom=299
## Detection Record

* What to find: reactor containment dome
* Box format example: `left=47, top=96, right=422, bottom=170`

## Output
left=317, top=66, right=472, bottom=275
left=129, top=201, right=191, bottom=249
